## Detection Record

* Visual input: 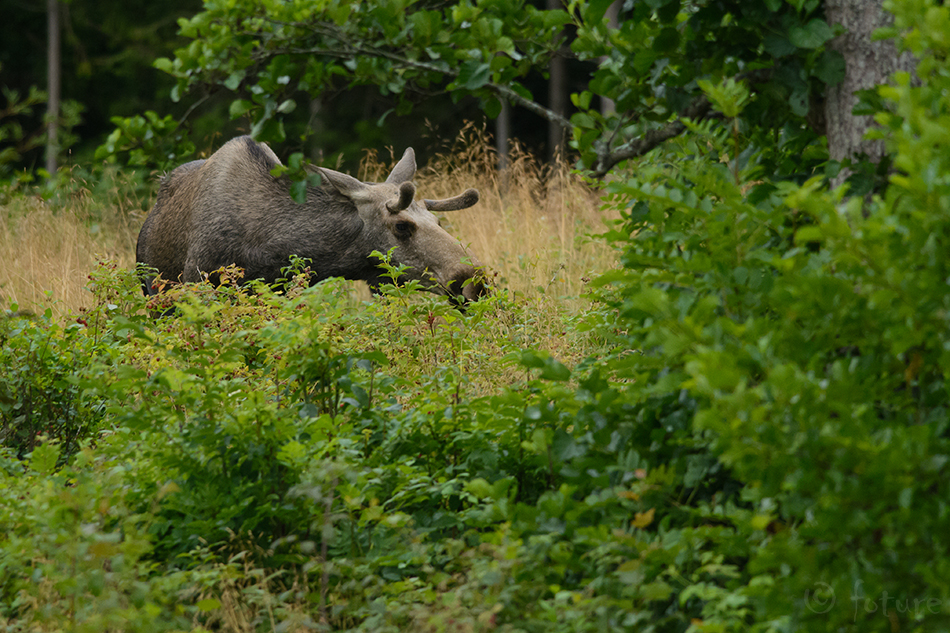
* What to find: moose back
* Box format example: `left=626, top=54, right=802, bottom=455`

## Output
left=136, top=136, right=486, bottom=302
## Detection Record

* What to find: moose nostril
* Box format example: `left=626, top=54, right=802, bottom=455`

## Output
left=448, top=271, right=488, bottom=303
left=463, top=278, right=487, bottom=301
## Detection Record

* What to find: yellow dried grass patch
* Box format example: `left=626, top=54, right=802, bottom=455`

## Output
left=0, top=193, right=138, bottom=315
left=361, top=126, right=619, bottom=307
left=2, top=131, right=618, bottom=319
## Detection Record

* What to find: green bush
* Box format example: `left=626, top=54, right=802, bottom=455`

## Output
left=3, top=5, right=950, bottom=631
left=0, top=441, right=202, bottom=631
left=0, top=261, right=147, bottom=462
left=0, top=309, right=96, bottom=461
left=581, top=4, right=950, bottom=630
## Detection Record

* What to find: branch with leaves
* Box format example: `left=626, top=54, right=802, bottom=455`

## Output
left=100, top=0, right=840, bottom=183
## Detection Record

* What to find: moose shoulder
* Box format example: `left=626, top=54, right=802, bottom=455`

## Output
left=136, top=135, right=486, bottom=303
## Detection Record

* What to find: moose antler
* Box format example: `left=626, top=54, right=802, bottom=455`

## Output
left=387, top=182, right=416, bottom=213
left=424, top=189, right=479, bottom=212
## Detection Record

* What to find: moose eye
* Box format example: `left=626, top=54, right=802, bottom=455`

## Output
left=394, top=221, right=413, bottom=236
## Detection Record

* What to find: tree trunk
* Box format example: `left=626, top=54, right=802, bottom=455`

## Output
left=546, top=0, right=567, bottom=163
left=600, top=1, right=621, bottom=116
left=309, top=98, right=326, bottom=163
left=496, top=99, right=510, bottom=172
left=46, top=0, right=60, bottom=176
left=824, top=0, right=914, bottom=187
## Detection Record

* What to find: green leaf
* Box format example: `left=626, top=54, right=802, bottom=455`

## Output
left=586, top=0, right=616, bottom=22
left=464, top=478, right=493, bottom=500
left=654, top=27, right=680, bottom=53
left=457, top=61, right=492, bottom=90
left=542, top=9, right=571, bottom=31
left=290, top=179, right=308, bottom=204
left=520, top=351, right=571, bottom=381
left=814, top=50, right=846, bottom=85
left=153, top=57, right=174, bottom=74
left=698, top=78, right=751, bottom=118
left=632, top=49, right=657, bottom=75
left=510, top=82, right=533, bottom=101
left=627, top=287, right=670, bottom=316
left=788, top=88, right=809, bottom=117
left=794, top=225, right=823, bottom=245
left=899, top=488, right=913, bottom=509
left=789, top=19, right=834, bottom=49
left=29, top=442, right=59, bottom=475
left=656, top=0, right=681, bottom=22
left=224, top=71, right=246, bottom=91
left=197, top=598, right=221, bottom=612
left=764, top=34, right=797, bottom=58
left=641, top=580, right=674, bottom=601
left=571, top=90, right=593, bottom=110
left=229, top=99, right=254, bottom=120
left=484, top=96, right=503, bottom=119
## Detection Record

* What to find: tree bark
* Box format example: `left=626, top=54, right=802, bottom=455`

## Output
left=546, top=0, right=567, bottom=163
left=308, top=98, right=326, bottom=163
left=496, top=99, right=510, bottom=172
left=600, top=1, right=621, bottom=116
left=824, top=0, right=913, bottom=186
left=46, top=0, right=60, bottom=176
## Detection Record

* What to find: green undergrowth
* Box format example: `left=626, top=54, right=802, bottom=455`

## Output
left=4, top=5, right=950, bottom=630
left=0, top=261, right=744, bottom=632
left=2, top=258, right=641, bottom=632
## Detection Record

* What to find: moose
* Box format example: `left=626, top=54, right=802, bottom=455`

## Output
left=136, top=135, right=487, bottom=303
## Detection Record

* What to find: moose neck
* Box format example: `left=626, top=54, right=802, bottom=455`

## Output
left=271, top=184, right=393, bottom=286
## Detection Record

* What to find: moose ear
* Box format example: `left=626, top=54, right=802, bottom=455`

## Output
left=385, top=148, right=416, bottom=185
left=315, top=166, right=367, bottom=199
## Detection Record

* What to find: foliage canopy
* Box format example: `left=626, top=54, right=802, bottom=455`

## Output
left=101, top=0, right=843, bottom=180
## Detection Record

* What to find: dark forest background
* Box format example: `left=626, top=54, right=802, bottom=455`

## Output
left=1, top=0, right=593, bottom=174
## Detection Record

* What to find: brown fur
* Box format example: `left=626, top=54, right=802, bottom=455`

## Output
left=136, top=136, right=485, bottom=301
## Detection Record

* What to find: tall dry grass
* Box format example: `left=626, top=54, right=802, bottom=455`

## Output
left=1, top=130, right=617, bottom=319
left=362, top=126, right=619, bottom=306
left=0, top=169, right=144, bottom=316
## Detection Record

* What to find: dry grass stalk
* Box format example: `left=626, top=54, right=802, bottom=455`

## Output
left=0, top=192, right=138, bottom=315
left=362, top=125, right=618, bottom=308
left=2, top=132, right=617, bottom=319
